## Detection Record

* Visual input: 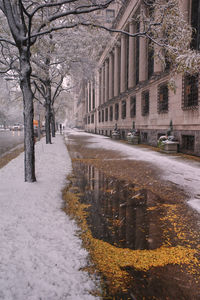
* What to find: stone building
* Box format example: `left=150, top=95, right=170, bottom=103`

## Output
left=84, top=0, right=200, bottom=156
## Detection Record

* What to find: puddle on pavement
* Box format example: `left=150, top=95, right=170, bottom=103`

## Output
left=71, top=161, right=166, bottom=251
left=64, top=160, right=200, bottom=300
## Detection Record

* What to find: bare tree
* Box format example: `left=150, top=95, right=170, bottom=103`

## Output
left=0, top=0, right=114, bottom=182
left=0, top=0, right=197, bottom=182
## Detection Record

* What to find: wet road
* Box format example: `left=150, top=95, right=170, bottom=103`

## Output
left=0, top=130, right=24, bottom=156
left=64, top=131, right=200, bottom=300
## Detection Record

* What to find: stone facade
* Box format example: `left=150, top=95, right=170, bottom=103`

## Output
left=84, top=0, right=200, bottom=156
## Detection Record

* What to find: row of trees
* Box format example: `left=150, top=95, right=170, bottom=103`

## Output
left=0, top=0, right=198, bottom=182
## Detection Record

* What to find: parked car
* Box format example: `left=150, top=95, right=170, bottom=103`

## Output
left=10, top=123, right=23, bottom=131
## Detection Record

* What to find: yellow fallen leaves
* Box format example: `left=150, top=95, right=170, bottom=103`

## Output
left=90, top=239, right=197, bottom=293
left=62, top=184, right=198, bottom=295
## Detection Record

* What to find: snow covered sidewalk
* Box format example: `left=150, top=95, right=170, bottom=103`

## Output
left=0, top=135, right=98, bottom=300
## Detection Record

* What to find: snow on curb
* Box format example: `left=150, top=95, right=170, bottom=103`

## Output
left=0, top=135, right=98, bottom=300
left=65, top=129, right=200, bottom=214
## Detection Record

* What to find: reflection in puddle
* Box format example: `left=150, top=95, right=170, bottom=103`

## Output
left=67, top=160, right=200, bottom=300
left=72, top=161, right=165, bottom=251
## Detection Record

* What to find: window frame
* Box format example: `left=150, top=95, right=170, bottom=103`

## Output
left=121, top=100, right=126, bottom=119
left=130, top=96, right=136, bottom=118
left=182, top=74, right=199, bottom=110
left=141, top=91, right=150, bottom=116
left=158, top=83, right=169, bottom=113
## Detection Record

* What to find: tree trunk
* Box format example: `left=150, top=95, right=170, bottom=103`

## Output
left=20, top=48, right=36, bottom=182
left=51, top=109, right=56, bottom=137
left=45, top=79, right=52, bottom=144
left=45, top=101, right=52, bottom=144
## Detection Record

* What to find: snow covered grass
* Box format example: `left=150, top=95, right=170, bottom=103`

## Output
left=0, top=135, right=98, bottom=300
left=66, top=129, right=200, bottom=213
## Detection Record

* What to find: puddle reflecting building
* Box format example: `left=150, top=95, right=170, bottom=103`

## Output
left=74, top=161, right=164, bottom=250
left=75, top=0, right=200, bottom=156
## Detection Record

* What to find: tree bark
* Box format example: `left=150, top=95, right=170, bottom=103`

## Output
left=51, top=109, right=56, bottom=137
left=20, top=48, right=36, bottom=182
left=45, top=102, right=52, bottom=144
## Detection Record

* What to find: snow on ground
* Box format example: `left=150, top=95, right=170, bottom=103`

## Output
left=0, top=135, right=98, bottom=300
left=66, top=129, right=200, bottom=213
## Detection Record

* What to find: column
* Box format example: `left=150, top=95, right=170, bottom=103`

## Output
left=98, top=69, right=101, bottom=107
left=109, top=51, right=114, bottom=99
left=120, top=35, right=126, bottom=93
left=102, top=64, right=105, bottom=103
left=114, top=45, right=120, bottom=97
left=101, top=64, right=104, bottom=104
left=139, top=37, right=147, bottom=82
left=128, top=22, right=136, bottom=89
left=105, top=59, right=109, bottom=102
left=180, top=0, right=189, bottom=21
left=154, top=45, right=163, bottom=74
left=85, top=84, right=88, bottom=113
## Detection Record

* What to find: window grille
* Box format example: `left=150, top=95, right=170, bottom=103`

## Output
left=182, top=74, right=199, bottom=109
left=105, top=108, right=108, bottom=121
left=130, top=96, right=136, bottom=118
left=141, top=91, right=149, bottom=116
left=115, top=103, right=119, bottom=120
left=121, top=100, right=126, bottom=119
left=158, top=83, right=169, bottom=113
left=110, top=106, right=113, bottom=121
left=98, top=111, right=101, bottom=123
left=102, top=110, right=104, bottom=122
left=182, top=135, right=195, bottom=151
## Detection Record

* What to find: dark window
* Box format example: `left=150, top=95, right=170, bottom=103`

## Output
left=88, top=116, right=90, bottom=124
left=182, top=74, right=199, bottom=109
left=158, top=83, right=169, bottom=113
left=115, top=103, right=119, bottom=120
left=182, top=135, right=195, bottom=151
left=191, top=0, right=200, bottom=50
left=142, top=132, right=148, bottom=143
left=106, top=9, right=115, bottom=23
left=91, top=114, right=94, bottom=124
left=121, top=100, right=126, bottom=119
left=130, top=96, right=136, bottom=118
left=105, top=108, right=108, bottom=121
left=102, top=110, right=104, bottom=122
left=148, top=40, right=154, bottom=79
left=142, top=91, right=149, bottom=116
left=110, top=106, right=113, bottom=121
left=98, top=111, right=101, bottom=123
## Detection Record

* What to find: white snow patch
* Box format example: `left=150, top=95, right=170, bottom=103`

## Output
left=65, top=129, right=200, bottom=213
left=0, top=135, right=99, bottom=300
